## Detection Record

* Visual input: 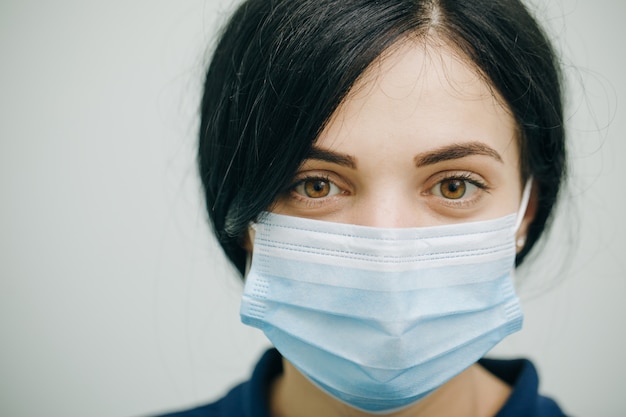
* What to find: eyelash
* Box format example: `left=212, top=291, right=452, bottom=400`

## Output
left=440, top=172, right=488, bottom=189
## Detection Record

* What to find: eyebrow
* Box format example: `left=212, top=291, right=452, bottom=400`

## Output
left=413, top=142, right=503, bottom=167
left=305, top=147, right=357, bottom=169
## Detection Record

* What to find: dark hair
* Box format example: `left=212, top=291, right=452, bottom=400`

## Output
left=198, top=0, right=566, bottom=276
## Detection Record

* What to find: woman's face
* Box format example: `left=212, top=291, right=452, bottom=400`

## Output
left=271, top=41, right=531, bottom=232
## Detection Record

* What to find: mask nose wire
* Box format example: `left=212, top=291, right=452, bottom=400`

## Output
left=513, top=179, right=533, bottom=233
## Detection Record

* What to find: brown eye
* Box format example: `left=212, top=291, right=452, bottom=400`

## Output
left=304, top=179, right=331, bottom=198
left=428, top=175, right=486, bottom=207
left=439, top=179, right=466, bottom=199
left=293, top=177, right=341, bottom=199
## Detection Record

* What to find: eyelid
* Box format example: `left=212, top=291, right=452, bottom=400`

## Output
left=288, top=172, right=331, bottom=191
left=425, top=171, right=489, bottom=191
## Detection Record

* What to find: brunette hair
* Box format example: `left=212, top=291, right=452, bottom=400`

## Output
left=198, top=0, right=566, bottom=275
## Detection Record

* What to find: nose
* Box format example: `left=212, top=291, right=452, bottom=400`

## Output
left=351, top=187, right=426, bottom=229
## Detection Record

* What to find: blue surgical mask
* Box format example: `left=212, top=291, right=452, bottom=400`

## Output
left=240, top=183, right=532, bottom=414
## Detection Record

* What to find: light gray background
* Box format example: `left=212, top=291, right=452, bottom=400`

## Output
left=1, top=1, right=624, bottom=416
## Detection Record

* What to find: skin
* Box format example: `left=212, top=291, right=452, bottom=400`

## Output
left=249, top=39, right=537, bottom=417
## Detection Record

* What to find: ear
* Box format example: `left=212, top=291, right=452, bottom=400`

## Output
left=239, top=228, right=256, bottom=276
left=241, top=227, right=255, bottom=253
left=516, top=179, right=538, bottom=253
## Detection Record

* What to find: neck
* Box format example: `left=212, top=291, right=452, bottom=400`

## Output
left=269, top=359, right=510, bottom=417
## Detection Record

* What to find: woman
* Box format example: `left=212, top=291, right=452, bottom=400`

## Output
left=159, top=0, right=567, bottom=415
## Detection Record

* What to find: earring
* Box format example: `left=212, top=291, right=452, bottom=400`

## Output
left=516, top=236, right=526, bottom=249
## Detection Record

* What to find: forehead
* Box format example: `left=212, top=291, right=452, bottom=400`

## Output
left=318, top=40, right=519, bottom=165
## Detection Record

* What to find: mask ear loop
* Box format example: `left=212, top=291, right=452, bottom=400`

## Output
left=511, top=179, right=533, bottom=285
left=514, top=178, right=533, bottom=234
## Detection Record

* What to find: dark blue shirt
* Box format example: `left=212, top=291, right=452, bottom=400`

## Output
left=155, top=348, right=567, bottom=417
